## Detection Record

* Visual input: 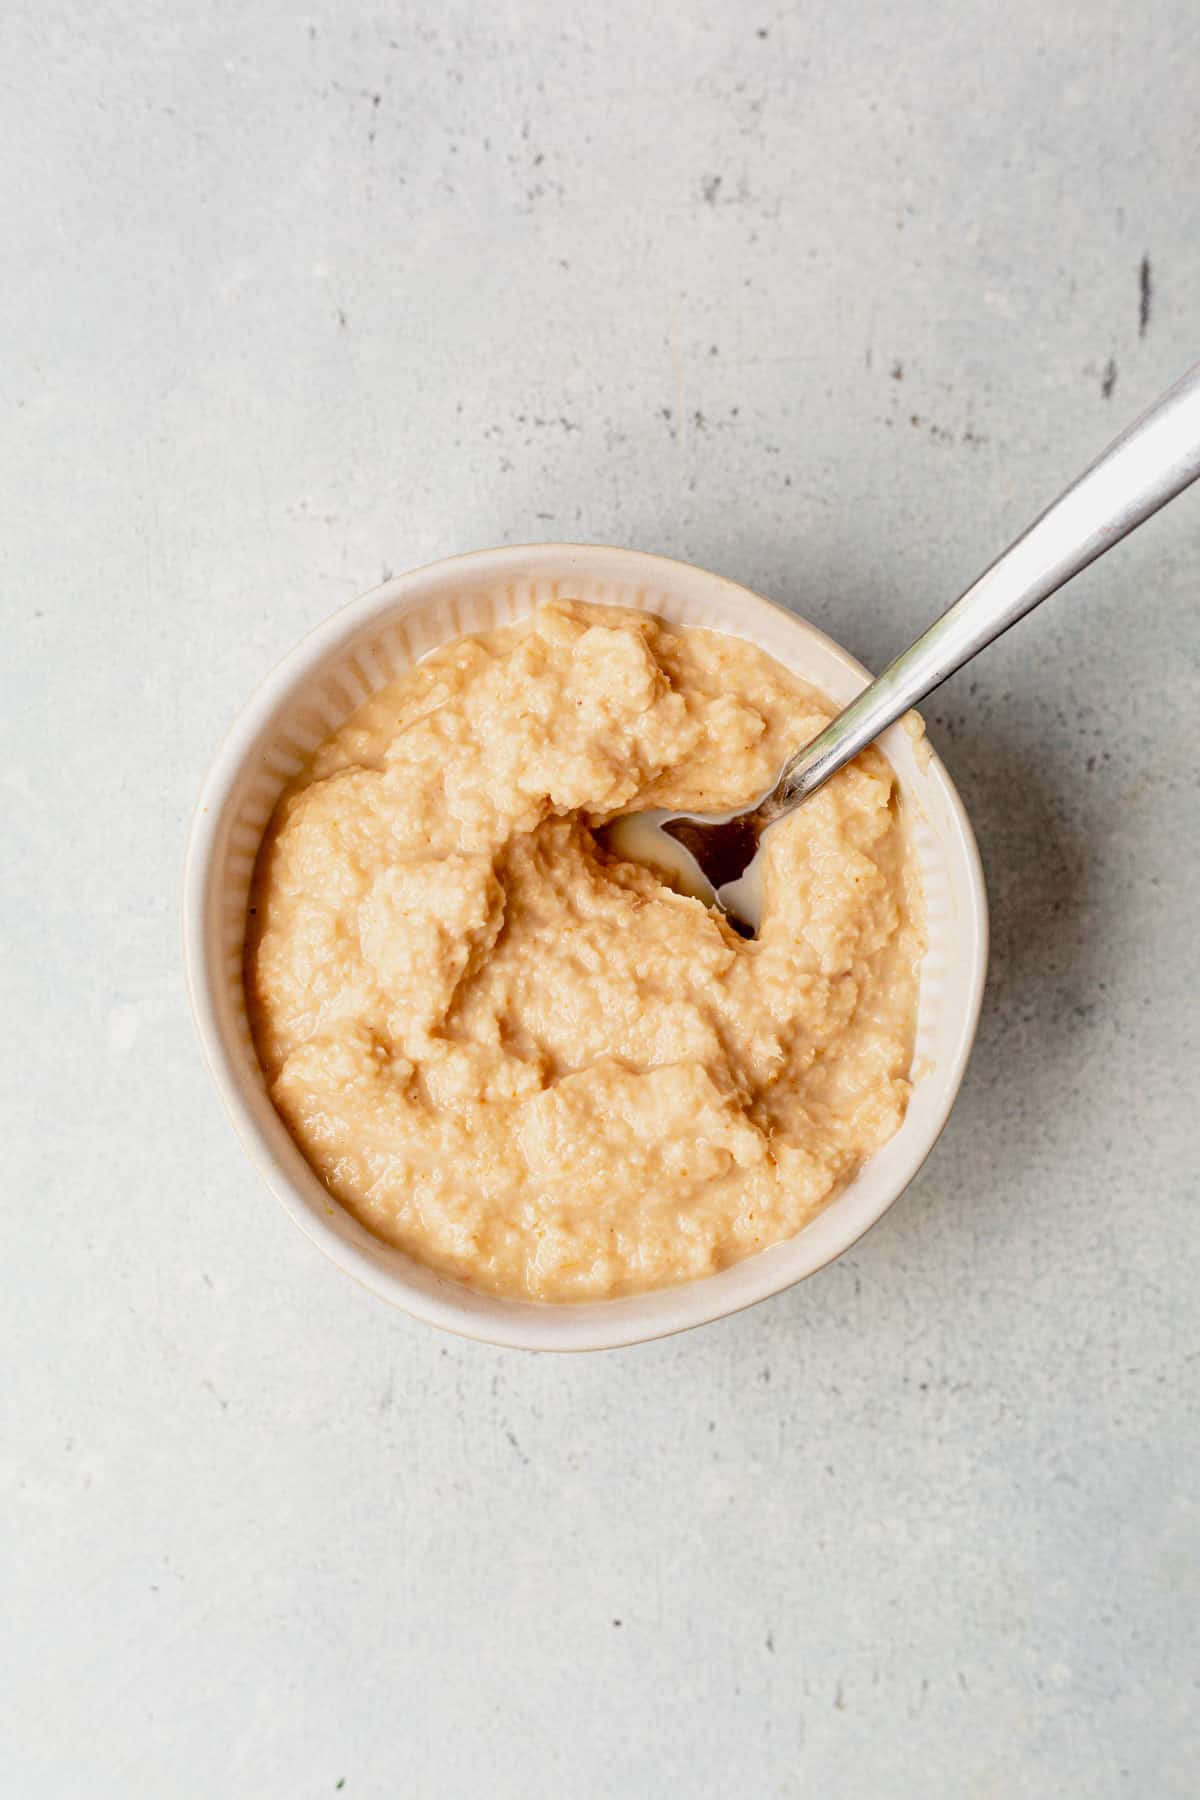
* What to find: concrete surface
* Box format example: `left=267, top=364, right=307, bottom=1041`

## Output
left=4, top=2, right=1199, bottom=1795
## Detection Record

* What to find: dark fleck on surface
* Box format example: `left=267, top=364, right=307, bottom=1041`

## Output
left=757, top=25, right=769, bottom=36
left=1139, top=256, right=1152, bottom=336
left=702, top=174, right=723, bottom=205
left=766, top=1631, right=775, bottom=1652
left=891, top=360, right=903, bottom=380
left=1101, top=358, right=1116, bottom=399
left=613, top=1618, right=622, bottom=1627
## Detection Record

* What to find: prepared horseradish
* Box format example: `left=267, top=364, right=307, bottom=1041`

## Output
left=246, top=601, right=923, bottom=1301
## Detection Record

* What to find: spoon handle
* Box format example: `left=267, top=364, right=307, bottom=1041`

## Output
left=767, top=361, right=1200, bottom=818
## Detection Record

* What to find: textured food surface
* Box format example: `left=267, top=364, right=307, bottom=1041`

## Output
left=246, top=602, right=923, bottom=1300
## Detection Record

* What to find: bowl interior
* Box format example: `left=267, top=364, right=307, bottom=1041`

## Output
left=184, top=545, right=986, bottom=1350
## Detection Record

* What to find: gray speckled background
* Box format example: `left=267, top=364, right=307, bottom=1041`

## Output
left=4, top=3, right=1198, bottom=1795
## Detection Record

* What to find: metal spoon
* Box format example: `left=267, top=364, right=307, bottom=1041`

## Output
left=606, top=362, right=1200, bottom=935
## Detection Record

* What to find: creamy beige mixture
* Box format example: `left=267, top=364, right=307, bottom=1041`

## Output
left=247, top=601, right=923, bottom=1302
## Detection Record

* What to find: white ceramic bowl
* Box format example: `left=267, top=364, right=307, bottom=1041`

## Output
left=183, top=544, right=987, bottom=1351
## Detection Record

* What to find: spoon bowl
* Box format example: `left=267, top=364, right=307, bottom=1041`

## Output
left=610, top=361, right=1200, bottom=933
